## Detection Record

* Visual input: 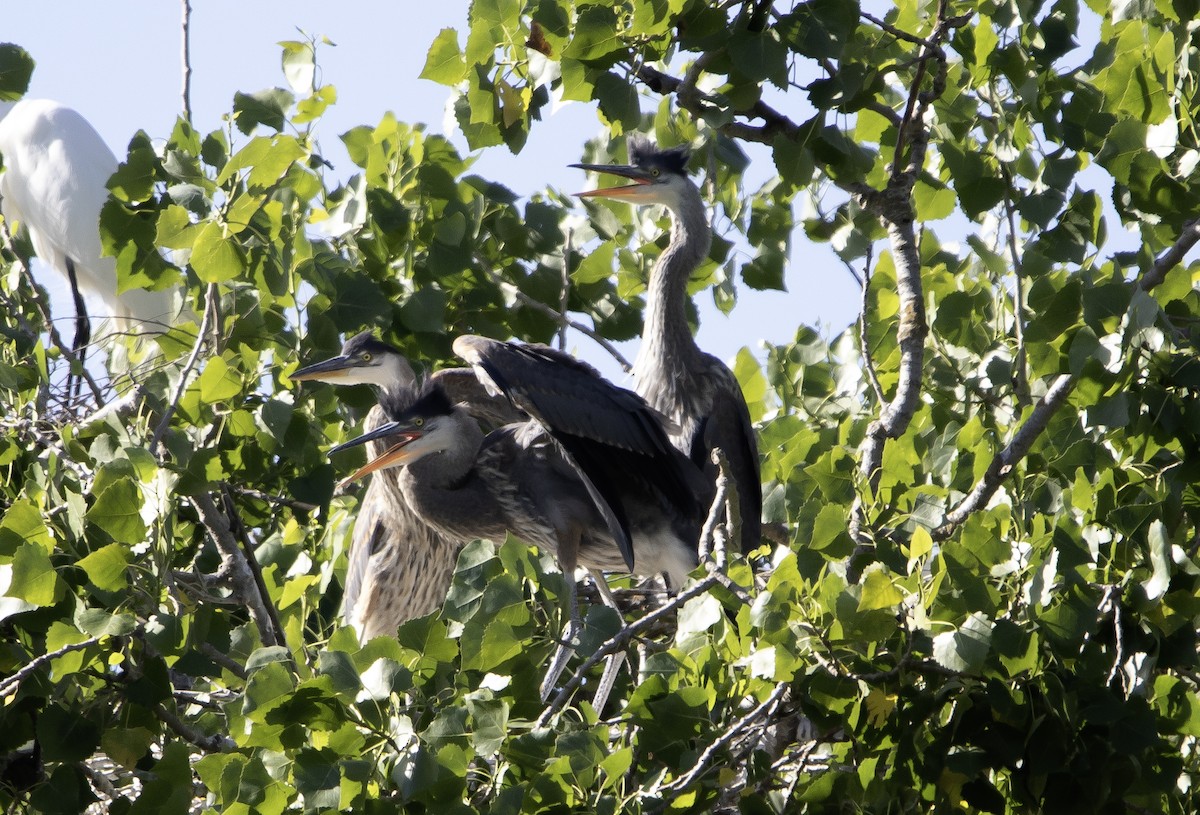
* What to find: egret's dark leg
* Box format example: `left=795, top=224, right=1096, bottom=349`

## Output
left=65, top=257, right=89, bottom=402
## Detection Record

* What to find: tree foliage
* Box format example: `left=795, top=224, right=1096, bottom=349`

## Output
left=2, top=0, right=1200, bottom=812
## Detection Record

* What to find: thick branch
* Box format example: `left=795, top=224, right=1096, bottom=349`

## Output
left=192, top=493, right=284, bottom=648
left=153, top=702, right=235, bottom=753
left=1140, top=218, right=1200, bottom=291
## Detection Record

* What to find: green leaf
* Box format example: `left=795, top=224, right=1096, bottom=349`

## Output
left=75, top=608, right=137, bottom=637
left=232, top=88, right=295, bottom=134
left=199, top=355, right=243, bottom=403
left=574, top=241, right=616, bottom=284
left=0, top=43, right=35, bottom=100
left=280, top=40, right=316, bottom=95
left=77, top=543, right=130, bottom=592
left=87, top=476, right=147, bottom=545
left=564, top=6, right=623, bottom=62
left=932, top=612, right=994, bottom=673
left=857, top=568, right=904, bottom=611
left=0, top=500, right=52, bottom=556
left=191, top=221, right=246, bottom=283
left=422, top=28, right=468, bottom=86
left=7, top=542, right=63, bottom=606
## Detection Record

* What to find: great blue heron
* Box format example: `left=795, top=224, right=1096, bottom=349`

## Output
left=332, top=335, right=707, bottom=700
left=573, top=136, right=763, bottom=553
left=291, top=331, right=523, bottom=642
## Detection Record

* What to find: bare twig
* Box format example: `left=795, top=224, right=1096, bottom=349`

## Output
left=933, top=211, right=1200, bottom=539
left=180, top=0, right=193, bottom=122
left=479, top=262, right=633, bottom=372
left=198, top=642, right=250, bottom=680
left=558, top=229, right=572, bottom=351
left=933, top=374, right=1073, bottom=540
left=220, top=482, right=288, bottom=648
left=151, top=283, right=215, bottom=452
left=698, top=451, right=731, bottom=563
left=999, top=167, right=1030, bottom=405
left=0, top=636, right=105, bottom=698
left=225, top=484, right=318, bottom=513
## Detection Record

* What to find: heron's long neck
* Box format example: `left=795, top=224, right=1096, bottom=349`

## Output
left=635, top=193, right=710, bottom=382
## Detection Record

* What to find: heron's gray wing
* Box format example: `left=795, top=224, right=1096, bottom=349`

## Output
left=452, top=336, right=677, bottom=461
left=431, top=367, right=527, bottom=428
left=697, top=370, right=763, bottom=554
left=454, top=335, right=704, bottom=570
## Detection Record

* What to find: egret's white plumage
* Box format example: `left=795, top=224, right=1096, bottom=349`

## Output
left=0, top=98, right=176, bottom=335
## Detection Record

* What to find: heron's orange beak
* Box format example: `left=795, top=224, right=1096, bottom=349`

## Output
left=335, top=432, right=421, bottom=490
left=570, top=162, right=656, bottom=199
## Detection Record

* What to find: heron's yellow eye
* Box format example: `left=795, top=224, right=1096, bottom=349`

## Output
left=361, top=352, right=373, bottom=362
left=651, top=168, right=660, bottom=177
left=413, top=417, right=424, bottom=427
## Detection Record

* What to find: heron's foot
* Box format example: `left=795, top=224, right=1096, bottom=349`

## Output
left=540, top=616, right=582, bottom=701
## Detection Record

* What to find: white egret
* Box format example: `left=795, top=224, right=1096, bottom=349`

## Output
left=0, top=98, right=177, bottom=342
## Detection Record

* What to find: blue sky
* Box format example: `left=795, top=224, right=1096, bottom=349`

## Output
left=3, top=2, right=860, bottom=382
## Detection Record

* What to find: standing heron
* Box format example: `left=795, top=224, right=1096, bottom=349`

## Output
left=0, top=99, right=178, bottom=351
left=572, top=136, right=763, bottom=553
left=332, top=335, right=707, bottom=701
left=292, top=331, right=523, bottom=641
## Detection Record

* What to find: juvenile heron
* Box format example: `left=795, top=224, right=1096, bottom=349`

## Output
left=292, top=331, right=522, bottom=642
left=333, top=335, right=707, bottom=701
left=573, top=136, right=763, bottom=553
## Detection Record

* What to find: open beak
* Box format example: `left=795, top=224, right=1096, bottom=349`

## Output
left=291, top=354, right=356, bottom=383
left=570, top=162, right=656, bottom=199
left=330, top=421, right=423, bottom=489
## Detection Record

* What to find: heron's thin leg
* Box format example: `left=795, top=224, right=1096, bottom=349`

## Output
left=587, top=568, right=626, bottom=714
left=540, top=572, right=581, bottom=702
left=65, top=258, right=90, bottom=404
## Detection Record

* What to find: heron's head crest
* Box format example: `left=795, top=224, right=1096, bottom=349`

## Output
left=341, top=330, right=400, bottom=358
left=628, top=134, right=691, bottom=176
left=390, top=381, right=454, bottom=423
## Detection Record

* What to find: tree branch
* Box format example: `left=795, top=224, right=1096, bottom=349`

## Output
left=151, top=282, right=215, bottom=452
left=152, top=701, right=235, bottom=753
left=0, top=636, right=106, bottom=698
left=180, top=0, right=193, bottom=122
left=659, top=680, right=790, bottom=795
left=192, top=492, right=285, bottom=649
